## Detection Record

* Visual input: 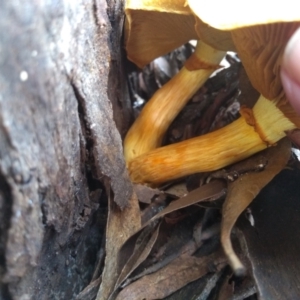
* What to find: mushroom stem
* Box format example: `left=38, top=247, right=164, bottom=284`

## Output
left=124, top=41, right=226, bottom=162
left=128, top=95, right=296, bottom=185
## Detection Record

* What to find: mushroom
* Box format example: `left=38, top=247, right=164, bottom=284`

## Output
left=127, top=5, right=300, bottom=184
left=188, top=0, right=300, bottom=275
left=188, top=0, right=300, bottom=31
left=124, top=0, right=198, bottom=69
left=128, top=95, right=297, bottom=184
left=127, top=2, right=300, bottom=275
left=124, top=0, right=229, bottom=162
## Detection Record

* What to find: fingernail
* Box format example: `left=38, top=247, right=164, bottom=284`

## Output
left=282, top=27, right=300, bottom=85
left=284, top=27, right=300, bottom=58
left=281, top=69, right=300, bottom=116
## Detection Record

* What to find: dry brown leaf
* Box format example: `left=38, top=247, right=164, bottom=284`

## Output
left=153, top=180, right=226, bottom=221
left=127, top=238, right=199, bottom=286
left=75, top=278, right=101, bottom=300
left=237, top=167, right=300, bottom=299
left=108, top=180, right=225, bottom=298
left=164, top=182, right=188, bottom=198
left=115, top=252, right=227, bottom=300
left=141, top=194, right=168, bottom=224
left=134, top=184, right=161, bottom=204
left=115, top=220, right=161, bottom=288
left=194, top=271, right=225, bottom=300
left=217, top=276, right=234, bottom=300
left=286, top=129, right=300, bottom=148
left=221, top=138, right=291, bottom=274
left=97, top=188, right=141, bottom=300
left=119, top=180, right=225, bottom=250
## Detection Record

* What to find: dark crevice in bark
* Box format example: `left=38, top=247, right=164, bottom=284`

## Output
left=38, top=186, right=48, bottom=226
left=0, top=174, right=12, bottom=268
left=0, top=173, right=12, bottom=300
left=92, top=0, right=101, bottom=27
left=71, top=81, right=104, bottom=193
left=106, top=0, right=123, bottom=61
left=0, top=283, right=11, bottom=300
left=106, top=0, right=132, bottom=138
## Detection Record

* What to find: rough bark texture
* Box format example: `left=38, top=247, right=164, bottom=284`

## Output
left=0, top=0, right=131, bottom=299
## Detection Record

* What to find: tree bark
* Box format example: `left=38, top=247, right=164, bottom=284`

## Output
left=0, top=0, right=131, bottom=299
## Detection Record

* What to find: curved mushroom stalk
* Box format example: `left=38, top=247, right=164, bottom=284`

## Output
left=127, top=95, right=296, bottom=185
left=124, top=41, right=225, bottom=162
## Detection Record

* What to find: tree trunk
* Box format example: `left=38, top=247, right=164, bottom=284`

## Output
left=0, top=0, right=132, bottom=299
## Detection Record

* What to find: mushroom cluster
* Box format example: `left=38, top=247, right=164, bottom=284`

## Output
left=123, top=0, right=300, bottom=275
left=124, top=0, right=235, bottom=163
left=124, top=0, right=300, bottom=185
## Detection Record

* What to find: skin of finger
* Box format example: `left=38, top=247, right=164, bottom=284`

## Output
left=281, top=69, right=300, bottom=115
left=282, top=27, right=300, bottom=84
left=281, top=27, right=300, bottom=115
